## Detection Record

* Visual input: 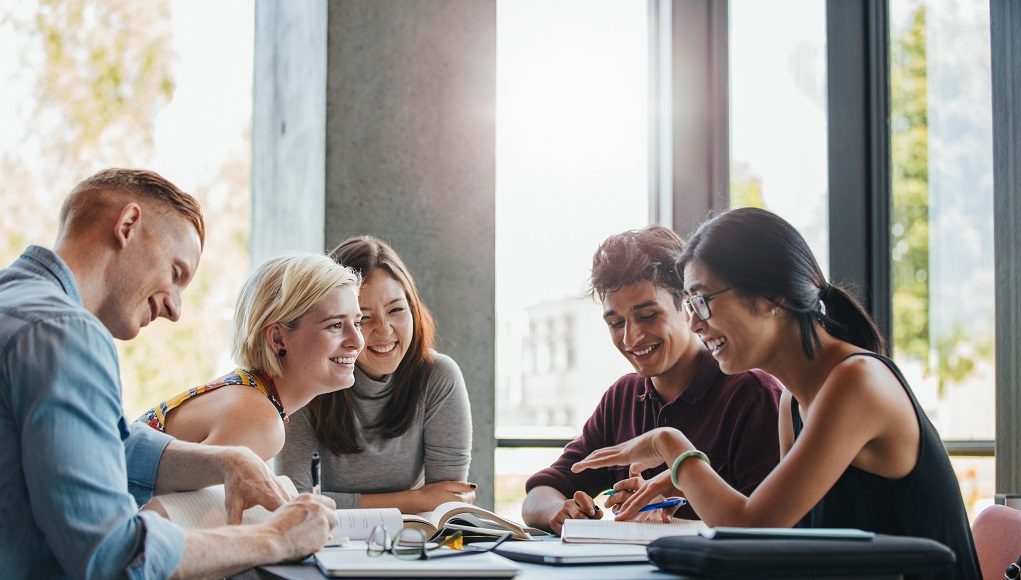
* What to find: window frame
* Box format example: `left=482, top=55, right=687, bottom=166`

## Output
left=498, top=0, right=1016, bottom=495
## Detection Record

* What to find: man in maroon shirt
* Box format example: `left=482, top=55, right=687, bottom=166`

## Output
left=522, top=225, right=782, bottom=534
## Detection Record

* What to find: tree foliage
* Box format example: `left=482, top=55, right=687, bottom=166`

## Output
left=890, top=5, right=930, bottom=370
left=0, top=0, right=251, bottom=416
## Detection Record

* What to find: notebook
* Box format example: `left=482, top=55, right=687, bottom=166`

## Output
left=153, top=476, right=404, bottom=544
left=469, top=540, right=649, bottom=565
left=313, top=548, right=520, bottom=578
left=561, top=518, right=708, bottom=545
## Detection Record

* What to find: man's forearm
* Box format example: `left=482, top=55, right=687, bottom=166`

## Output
left=171, top=526, right=280, bottom=580
left=154, top=440, right=243, bottom=493
left=522, top=486, right=567, bottom=531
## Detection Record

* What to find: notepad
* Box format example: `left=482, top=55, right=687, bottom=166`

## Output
left=152, top=476, right=403, bottom=543
left=700, top=527, right=875, bottom=541
left=561, top=518, right=708, bottom=545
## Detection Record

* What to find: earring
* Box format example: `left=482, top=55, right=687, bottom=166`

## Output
left=278, top=348, right=287, bottom=358
left=771, top=308, right=778, bottom=317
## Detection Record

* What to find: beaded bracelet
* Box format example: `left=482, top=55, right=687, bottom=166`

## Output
left=670, top=450, right=710, bottom=490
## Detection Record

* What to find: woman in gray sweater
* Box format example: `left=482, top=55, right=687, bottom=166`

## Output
left=275, top=236, right=474, bottom=511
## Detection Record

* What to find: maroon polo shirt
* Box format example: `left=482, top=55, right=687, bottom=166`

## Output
left=525, top=350, right=782, bottom=518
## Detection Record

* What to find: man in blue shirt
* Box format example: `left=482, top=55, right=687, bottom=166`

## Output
left=0, top=169, right=339, bottom=579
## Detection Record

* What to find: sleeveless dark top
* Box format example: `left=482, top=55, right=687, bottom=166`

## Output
left=791, top=353, right=979, bottom=580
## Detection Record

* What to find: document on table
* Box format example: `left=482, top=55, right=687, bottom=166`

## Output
left=561, top=518, right=708, bottom=545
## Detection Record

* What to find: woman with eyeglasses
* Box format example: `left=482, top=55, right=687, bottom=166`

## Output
left=573, top=208, right=979, bottom=579
left=276, top=236, right=475, bottom=512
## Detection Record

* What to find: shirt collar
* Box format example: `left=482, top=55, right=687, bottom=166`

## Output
left=19, top=245, right=82, bottom=305
left=637, top=349, right=721, bottom=405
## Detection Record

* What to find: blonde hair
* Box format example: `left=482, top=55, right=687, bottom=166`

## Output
left=232, top=253, right=362, bottom=377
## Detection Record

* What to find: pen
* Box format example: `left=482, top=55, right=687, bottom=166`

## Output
left=636, top=497, right=686, bottom=513
left=311, top=451, right=321, bottom=495
left=600, top=489, right=618, bottom=497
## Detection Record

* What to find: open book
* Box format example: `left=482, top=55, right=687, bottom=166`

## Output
left=152, top=477, right=404, bottom=542
left=402, top=501, right=547, bottom=541
left=561, top=518, right=708, bottom=545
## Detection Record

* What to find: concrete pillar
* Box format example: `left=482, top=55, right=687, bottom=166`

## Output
left=253, top=0, right=496, bottom=508
left=252, top=0, right=328, bottom=261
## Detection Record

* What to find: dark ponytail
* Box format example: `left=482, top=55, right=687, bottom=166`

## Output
left=677, top=207, right=886, bottom=359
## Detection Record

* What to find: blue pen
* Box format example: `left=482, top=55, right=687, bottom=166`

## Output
left=637, top=497, right=686, bottom=513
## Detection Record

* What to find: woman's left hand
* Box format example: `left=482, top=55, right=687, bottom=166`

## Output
left=613, top=470, right=678, bottom=522
left=606, top=465, right=675, bottom=524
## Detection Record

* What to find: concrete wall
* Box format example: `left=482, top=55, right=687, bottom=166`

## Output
left=252, top=0, right=328, bottom=262
left=253, top=0, right=497, bottom=508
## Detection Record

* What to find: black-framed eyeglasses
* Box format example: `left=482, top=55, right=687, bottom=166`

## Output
left=682, top=287, right=733, bottom=321
left=367, top=526, right=512, bottom=560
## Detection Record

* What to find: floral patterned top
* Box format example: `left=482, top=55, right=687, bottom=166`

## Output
left=137, top=368, right=287, bottom=432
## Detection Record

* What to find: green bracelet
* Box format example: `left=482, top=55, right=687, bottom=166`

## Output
left=670, top=450, right=710, bottom=490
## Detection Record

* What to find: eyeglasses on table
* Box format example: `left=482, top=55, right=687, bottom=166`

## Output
left=366, top=525, right=513, bottom=560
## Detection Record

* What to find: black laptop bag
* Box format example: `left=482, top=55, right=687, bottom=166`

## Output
left=646, top=534, right=955, bottom=578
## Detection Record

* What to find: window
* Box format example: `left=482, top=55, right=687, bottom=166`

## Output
left=729, top=0, right=829, bottom=276
left=494, top=0, right=649, bottom=518
left=889, top=0, right=995, bottom=516
left=0, top=0, right=254, bottom=417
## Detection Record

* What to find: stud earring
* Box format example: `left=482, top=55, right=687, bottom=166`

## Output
left=278, top=348, right=287, bottom=358
left=771, top=308, right=778, bottom=317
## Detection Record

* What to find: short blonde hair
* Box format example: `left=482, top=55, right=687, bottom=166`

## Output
left=232, top=253, right=362, bottom=376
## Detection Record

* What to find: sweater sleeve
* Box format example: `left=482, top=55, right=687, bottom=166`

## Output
left=421, top=354, right=472, bottom=483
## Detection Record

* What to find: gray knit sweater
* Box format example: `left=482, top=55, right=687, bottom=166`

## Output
left=275, top=352, right=472, bottom=509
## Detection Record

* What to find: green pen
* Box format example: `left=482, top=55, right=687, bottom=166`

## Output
left=600, top=489, right=618, bottom=497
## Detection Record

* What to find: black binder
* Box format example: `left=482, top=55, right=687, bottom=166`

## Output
left=646, top=533, right=955, bottom=578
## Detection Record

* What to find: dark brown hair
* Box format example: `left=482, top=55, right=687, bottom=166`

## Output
left=677, top=207, right=885, bottom=359
left=60, top=168, right=205, bottom=246
left=308, top=235, right=436, bottom=454
left=589, top=225, right=686, bottom=309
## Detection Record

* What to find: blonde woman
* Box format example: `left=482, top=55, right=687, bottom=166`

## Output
left=138, top=253, right=364, bottom=461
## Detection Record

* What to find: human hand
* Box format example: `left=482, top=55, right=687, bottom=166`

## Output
left=572, top=428, right=688, bottom=475
left=613, top=470, right=679, bottom=522
left=264, top=494, right=340, bottom=561
left=549, top=491, right=603, bottom=536
left=412, top=481, right=477, bottom=512
left=220, top=447, right=296, bottom=524
left=604, top=465, right=672, bottom=523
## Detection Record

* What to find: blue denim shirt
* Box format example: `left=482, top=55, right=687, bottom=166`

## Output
left=0, top=246, right=185, bottom=579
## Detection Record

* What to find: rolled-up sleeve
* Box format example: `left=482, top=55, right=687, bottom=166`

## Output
left=125, top=421, right=174, bottom=505
left=10, top=317, right=184, bottom=579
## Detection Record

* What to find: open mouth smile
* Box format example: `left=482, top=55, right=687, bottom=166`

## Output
left=367, top=341, right=398, bottom=355
left=629, top=343, right=659, bottom=358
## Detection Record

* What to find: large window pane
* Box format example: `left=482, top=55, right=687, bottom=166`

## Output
left=495, top=0, right=649, bottom=517
left=729, top=0, right=829, bottom=276
left=889, top=0, right=994, bottom=515
left=0, top=0, right=253, bottom=417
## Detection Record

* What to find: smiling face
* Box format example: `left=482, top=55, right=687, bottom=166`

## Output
left=682, top=259, right=780, bottom=374
left=99, top=209, right=201, bottom=340
left=601, top=281, right=699, bottom=386
left=276, top=286, right=364, bottom=393
left=356, top=272, right=414, bottom=380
